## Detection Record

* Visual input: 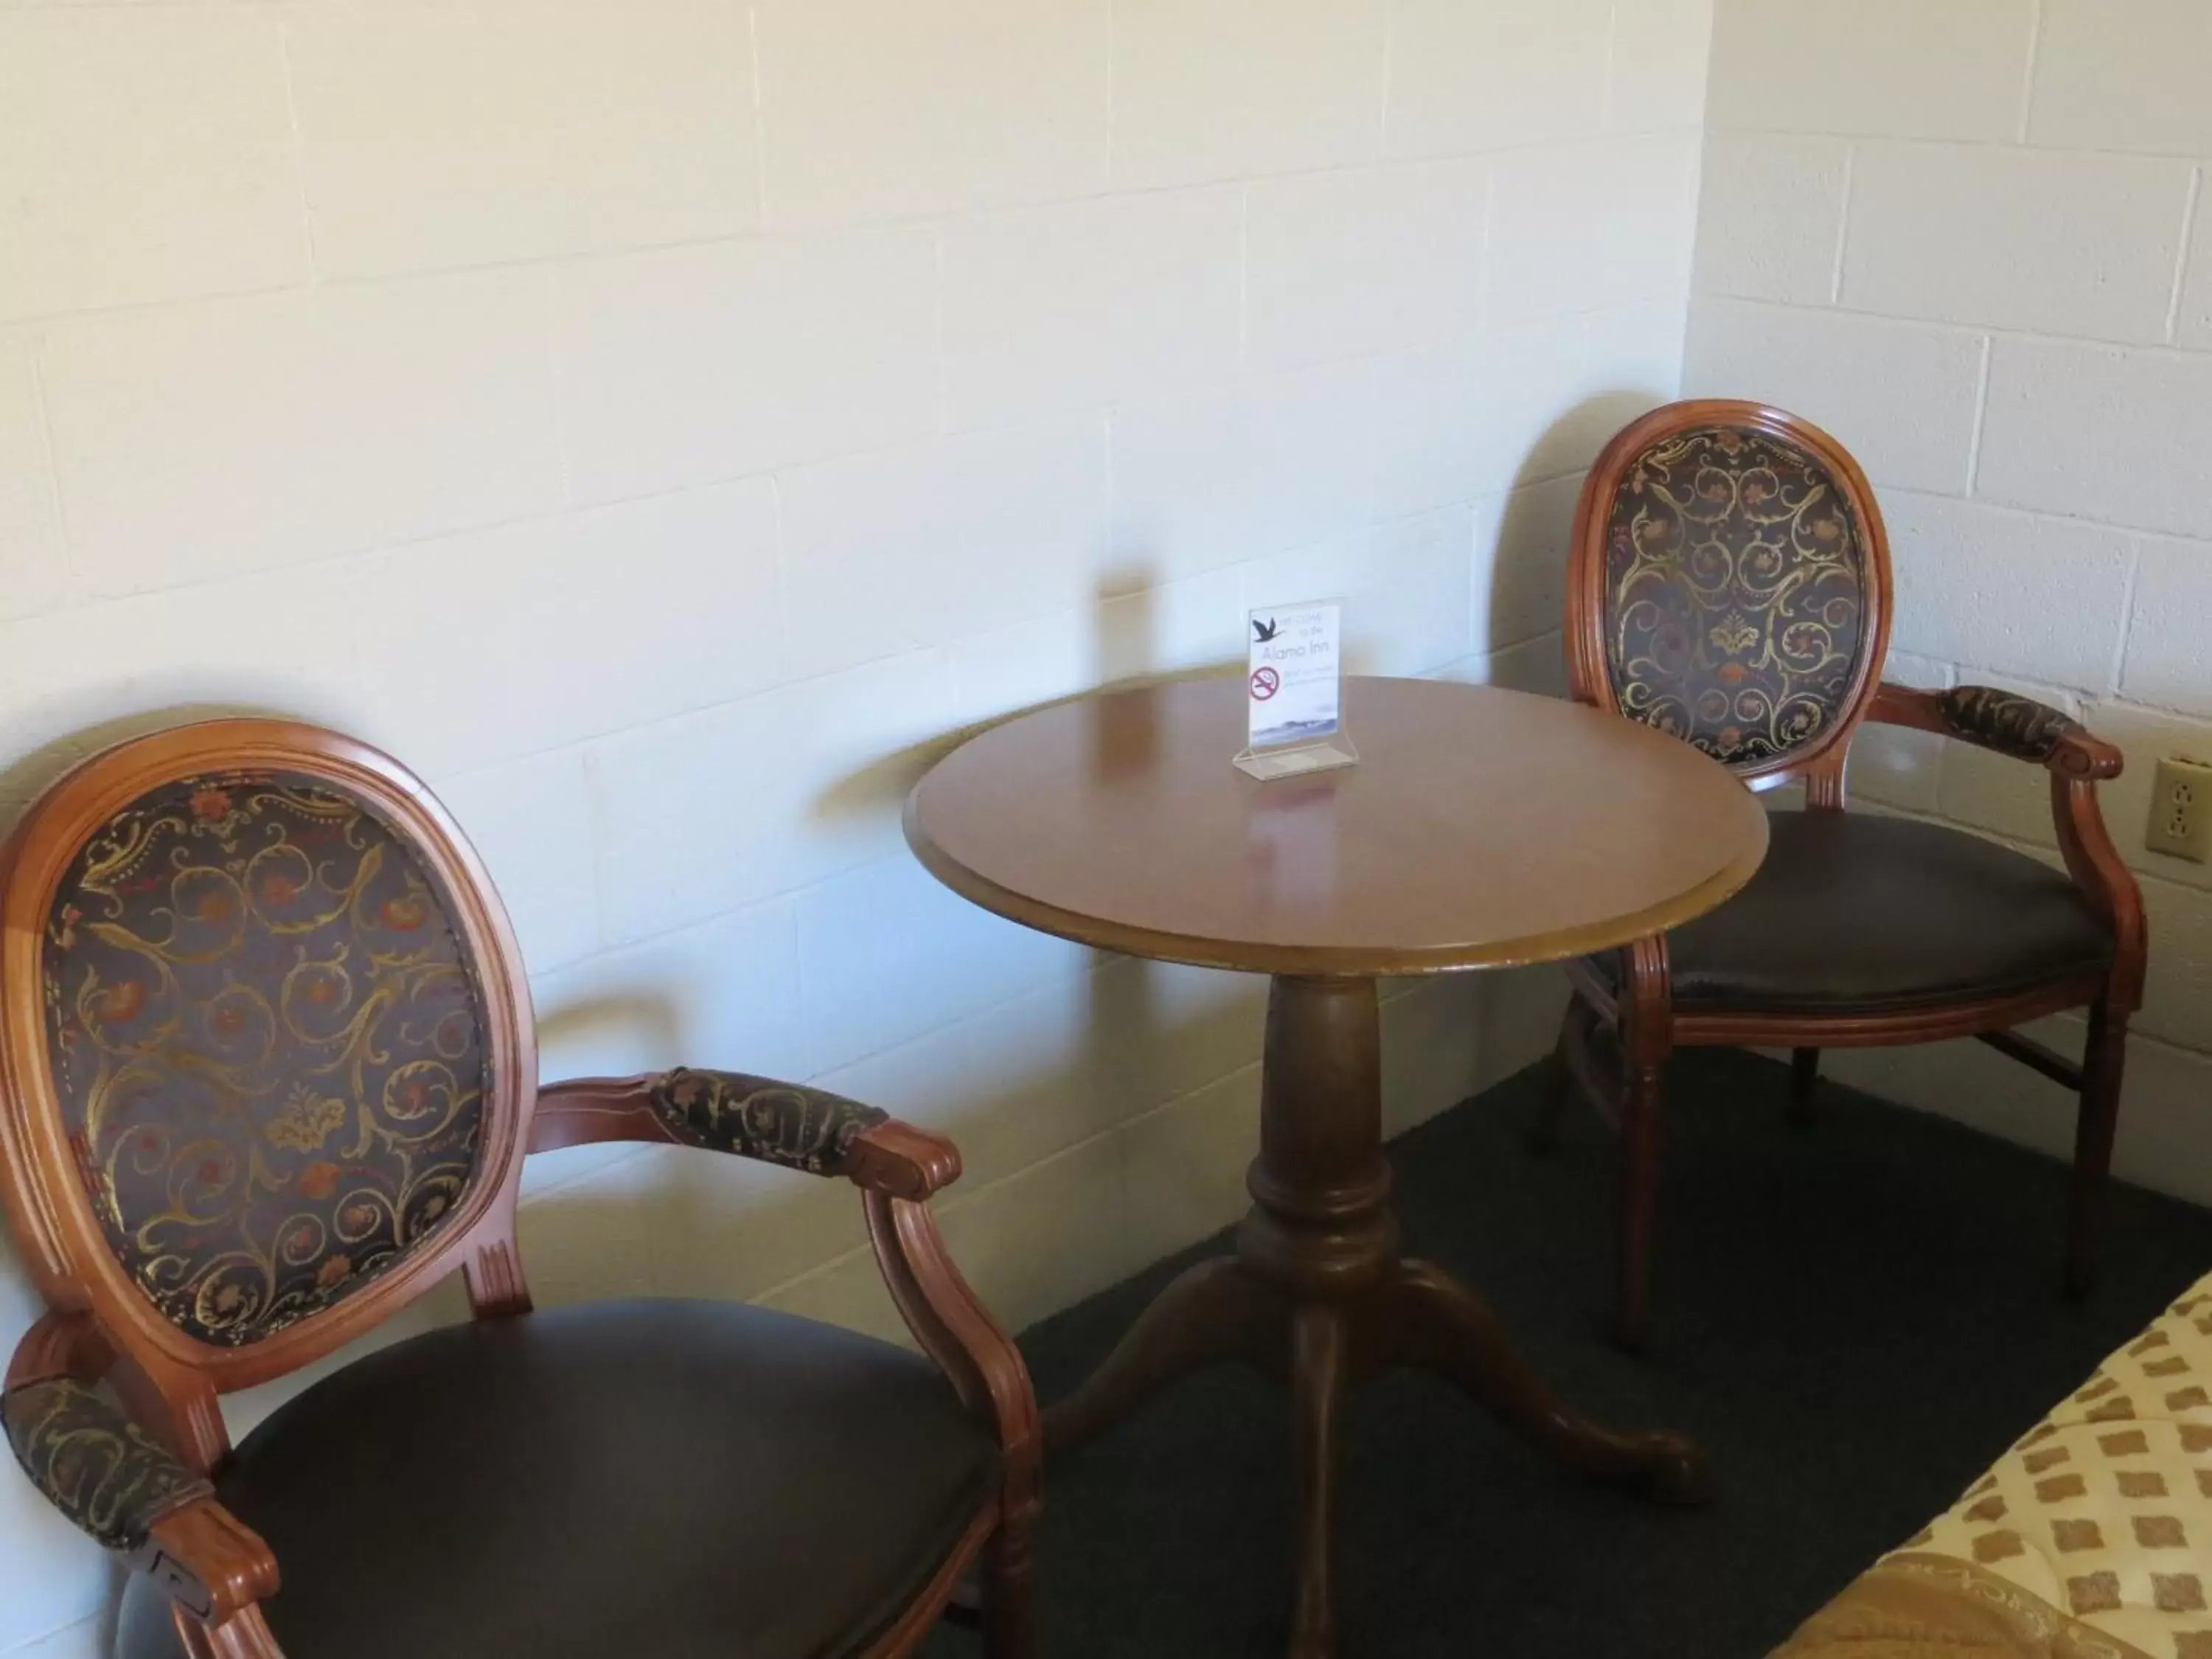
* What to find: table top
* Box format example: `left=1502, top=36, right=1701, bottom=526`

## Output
left=905, top=676, right=1770, bottom=978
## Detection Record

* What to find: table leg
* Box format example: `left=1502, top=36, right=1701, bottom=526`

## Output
left=1287, top=1304, right=1350, bottom=1659
left=1044, top=1257, right=1287, bottom=1455
left=1044, top=974, right=1703, bottom=1659
left=1366, top=1259, right=1706, bottom=1503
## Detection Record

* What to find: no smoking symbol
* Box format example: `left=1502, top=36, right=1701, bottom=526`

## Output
left=1251, top=667, right=1281, bottom=700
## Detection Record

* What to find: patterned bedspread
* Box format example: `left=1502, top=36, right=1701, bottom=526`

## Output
left=1775, top=1274, right=2212, bottom=1659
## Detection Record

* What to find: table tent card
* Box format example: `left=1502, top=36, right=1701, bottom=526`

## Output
left=1235, top=601, right=1359, bottom=780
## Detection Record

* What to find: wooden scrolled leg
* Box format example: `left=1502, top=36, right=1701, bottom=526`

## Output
left=1372, top=1259, right=1707, bottom=1505
left=1043, top=1258, right=1284, bottom=1457
left=983, top=1503, right=1037, bottom=1659
left=1287, top=1306, right=1351, bottom=1659
left=1617, top=1060, right=1665, bottom=1352
left=1615, top=935, right=1674, bottom=1352
left=2067, top=1003, right=2129, bottom=1296
left=1526, top=1011, right=1580, bottom=1155
left=1788, top=1047, right=1820, bottom=1128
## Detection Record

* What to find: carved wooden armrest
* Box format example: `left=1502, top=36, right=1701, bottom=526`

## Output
left=866, top=1193, right=1043, bottom=1523
left=2, top=1357, right=277, bottom=1625
left=531, top=1076, right=1034, bottom=1512
left=1871, top=683, right=2123, bottom=779
left=531, top=1071, right=962, bottom=1200
left=1868, top=683, right=2144, bottom=1007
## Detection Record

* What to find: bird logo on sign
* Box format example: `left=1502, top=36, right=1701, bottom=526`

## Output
left=1252, top=617, right=1280, bottom=644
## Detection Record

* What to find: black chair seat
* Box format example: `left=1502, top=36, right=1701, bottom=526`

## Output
left=117, top=1299, right=995, bottom=1659
left=1593, top=811, right=2115, bottom=1015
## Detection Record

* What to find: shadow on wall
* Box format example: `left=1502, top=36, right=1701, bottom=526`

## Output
left=535, top=993, right=684, bottom=1072
left=523, top=959, right=1287, bottom=1314
left=807, top=565, right=1242, bottom=846
left=0, top=701, right=338, bottom=824
left=754, top=389, right=1679, bottom=1340
left=1476, top=389, right=1672, bottom=700
left=0, top=394, right=1655, bottom=1649
left=809, top=375, right=1673, bottom=854
left=517, top=557, right=1495, bottom=1343
left=709, top=569, right=1253, bottom=1332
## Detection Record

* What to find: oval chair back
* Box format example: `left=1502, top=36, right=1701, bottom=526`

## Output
left=1565, top=400, right=1895, bottom=806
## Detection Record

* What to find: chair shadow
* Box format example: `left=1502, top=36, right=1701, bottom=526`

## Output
left=0, top=700, right=332, bottom=824
left=522, top=569, right=1262, bottom=1327
left=1475, top=386, right=1675, bottom=698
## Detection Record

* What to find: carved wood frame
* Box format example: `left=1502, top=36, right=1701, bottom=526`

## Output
left=1558, top=401, right=2149, bottom=1345
left=0, top=721, right=1039, bottom=1659
left=0, top=721, right=539, bottom=1427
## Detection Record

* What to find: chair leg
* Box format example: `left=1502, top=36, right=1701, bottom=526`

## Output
left=1527, top=1011, right=1577, bottom=1154
left=1617, top=1059, right=1664, bottom=1352
left=983, top=1509, right=1037, bottom=1659
left=2066, top=1002, right=2129, bottom=1298
left=1788, top=1047, right=1820, bottom=1127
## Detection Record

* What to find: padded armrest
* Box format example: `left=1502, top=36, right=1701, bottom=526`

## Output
left=533, top=1071, right=964, bottom=1199
left=1873, top=683, right=2124, bottom=780
left=2, top=1375, right=212, bottom=1552
left=648, top=1068, right=891, bottom=1175
left=1935, top=686, right=2084, bottom=762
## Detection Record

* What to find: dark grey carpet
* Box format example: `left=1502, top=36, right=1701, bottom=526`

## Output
left=927, top=1047, right=2212, bottom=1658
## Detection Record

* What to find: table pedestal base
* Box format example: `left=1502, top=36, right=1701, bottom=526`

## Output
left=1043, top=976, right=1705, bottom=1659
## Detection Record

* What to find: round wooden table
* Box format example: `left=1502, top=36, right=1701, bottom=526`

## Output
left=905, top=676, right=1769, bottom=1658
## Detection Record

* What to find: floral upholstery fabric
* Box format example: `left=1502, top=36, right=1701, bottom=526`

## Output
left=649, top=1069, right=887, bottom=1177
left=41, top=774, right=487, bottom=1347
left=1774, top=1273, right=2212, bottom=1659
left=1603, top=425, right=1874, bottom=769
left=1, top=1377, right=212, bottom=1551
left=1941, top=686, right=2085, bottom=764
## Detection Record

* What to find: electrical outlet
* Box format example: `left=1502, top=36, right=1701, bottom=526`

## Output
left=2147, top=757, right=2212, bottom=863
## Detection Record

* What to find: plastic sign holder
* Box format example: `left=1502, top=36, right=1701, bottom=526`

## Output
left=1235, top=600, right=1358, bottom=781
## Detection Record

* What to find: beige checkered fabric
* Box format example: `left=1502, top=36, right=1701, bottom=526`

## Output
left=1890, top=1276, right=2212, bottom=1658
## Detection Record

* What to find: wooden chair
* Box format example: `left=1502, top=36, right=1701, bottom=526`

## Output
left=1543, top=400, right=2147, bottom=1351
left=0, top=720, right=1040, bottom=1659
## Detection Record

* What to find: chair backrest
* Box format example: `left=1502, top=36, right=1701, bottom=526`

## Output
left=1566, top=400, right=1893, bottom=796
left=0, top=721, right=535, bottom=1405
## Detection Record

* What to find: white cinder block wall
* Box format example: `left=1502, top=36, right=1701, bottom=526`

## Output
left=0, top=1, right=1710, bottom=1651
left=1687, top=0, right=2212, bottom=1201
